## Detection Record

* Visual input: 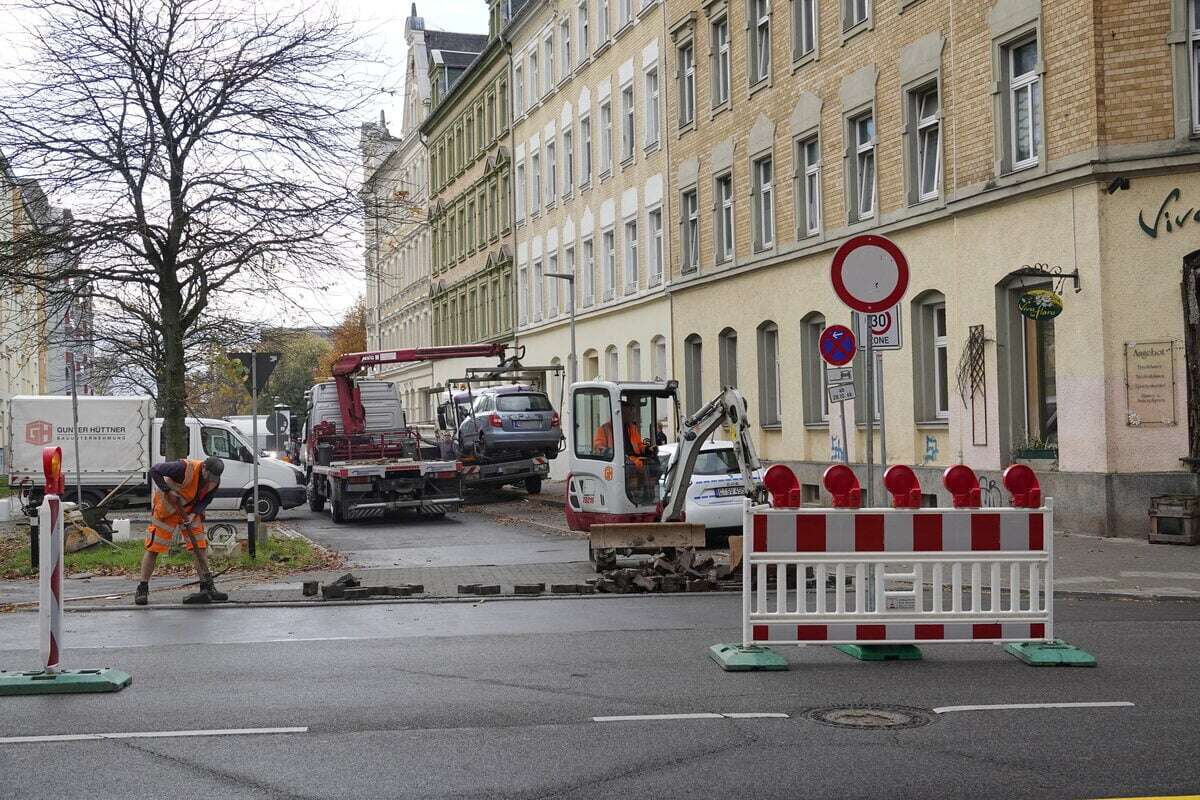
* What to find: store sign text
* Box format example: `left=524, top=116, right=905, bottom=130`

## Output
left=1139, top=188, right=1200, bottom=239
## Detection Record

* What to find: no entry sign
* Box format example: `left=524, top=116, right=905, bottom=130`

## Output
left=819, top=325, right=857, bottom=367
left=831, top=235, right=910, bottom=313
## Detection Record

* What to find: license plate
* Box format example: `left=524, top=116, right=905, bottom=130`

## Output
left=514, top=420, right=541, bottom=429
left=713, top=486, right=744, bottom=497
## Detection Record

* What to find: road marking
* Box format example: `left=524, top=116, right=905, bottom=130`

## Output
left=0, top=727, right=309, bottom=745
left=592, top=712, right=789, bottom=722
left=933, top=701, right=1134, bottom=714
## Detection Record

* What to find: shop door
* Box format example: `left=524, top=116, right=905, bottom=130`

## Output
left=1181, top=251, right=1200, bottom=466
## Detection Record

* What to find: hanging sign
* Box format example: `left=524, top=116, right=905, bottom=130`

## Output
left=1018, top=289, right=1064, bottom=321
left=828, top=383, right=855, bottom=404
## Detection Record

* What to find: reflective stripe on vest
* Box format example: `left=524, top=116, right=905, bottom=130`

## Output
left=151, top=459, right=204, bottom=528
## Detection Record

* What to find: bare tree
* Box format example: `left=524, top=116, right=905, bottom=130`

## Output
left=0, top=0, right=372, bottom=457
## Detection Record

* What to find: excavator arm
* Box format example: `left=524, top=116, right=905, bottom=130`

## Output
left=659, top=387, right=764, bottom=522
left=331, top=345, right=516, bottom=435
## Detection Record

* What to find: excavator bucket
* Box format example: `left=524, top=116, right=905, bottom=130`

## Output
left=588, top=522, right=706, bottom=562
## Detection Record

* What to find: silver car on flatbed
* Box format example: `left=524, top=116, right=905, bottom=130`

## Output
left=458, top=385, right=563, bottom=460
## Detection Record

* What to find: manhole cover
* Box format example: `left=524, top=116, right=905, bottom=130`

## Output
left=806, top=705, right=933, bottom=730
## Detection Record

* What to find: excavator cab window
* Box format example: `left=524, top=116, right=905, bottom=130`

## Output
left=573, top=388, right=613, bottom=461
left=617, top=392, right=662, bottom=506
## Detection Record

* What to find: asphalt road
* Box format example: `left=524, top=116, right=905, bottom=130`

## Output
left=0, top=594, right=1198, bottom=799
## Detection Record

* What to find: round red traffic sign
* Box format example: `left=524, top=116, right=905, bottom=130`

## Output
left=830, top=234, right=910, bottom=313
left=819, top=324, right=857, bottom=367
left=869, top=309, right=895, bottom=336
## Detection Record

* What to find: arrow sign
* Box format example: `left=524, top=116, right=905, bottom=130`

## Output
left=227, top=352, right=281, bottom=395
left=819, top=325, right=857, bottom=367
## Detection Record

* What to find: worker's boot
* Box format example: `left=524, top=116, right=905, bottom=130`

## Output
left=182, top=579, right=228, bottom=605
left=134, top=582, right=149, bottom=606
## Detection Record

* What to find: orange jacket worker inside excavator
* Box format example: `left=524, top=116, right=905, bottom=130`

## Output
left=135, top=456, right=229, bottom=606
left=592, top=401, right=652, bottom=461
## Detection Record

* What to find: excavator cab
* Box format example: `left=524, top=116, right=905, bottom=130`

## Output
left=566, top=380, right=679, bottom=531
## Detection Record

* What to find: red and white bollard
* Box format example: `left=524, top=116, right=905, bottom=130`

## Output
left=37, top=492, right=64, bottom=672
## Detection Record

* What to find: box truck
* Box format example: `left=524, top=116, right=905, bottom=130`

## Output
left=6, top=395, right=305, bottom=520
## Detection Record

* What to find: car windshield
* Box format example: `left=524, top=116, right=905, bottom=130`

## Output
left=496, top=394, right=553, bottom=412
left=659, top=448, right=741, bottom=475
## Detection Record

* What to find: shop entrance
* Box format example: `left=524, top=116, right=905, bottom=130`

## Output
left=1181, top=250, right=1200, bottom=466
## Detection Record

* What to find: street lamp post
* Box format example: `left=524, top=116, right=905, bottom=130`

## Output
left=544, top=272, right=576, bottom=385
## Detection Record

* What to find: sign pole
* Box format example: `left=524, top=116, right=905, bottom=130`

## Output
left=877, top=349, right=887, bottom=498
left=250, top=350, right=259, bottom=559
left=838, top=400, right=850, bottom=464
left=69, top=363, right=83, bottom=509
left=865, top=333, right=874, bottom=507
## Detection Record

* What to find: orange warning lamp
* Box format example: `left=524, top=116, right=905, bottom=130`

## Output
left=42, top=446, right=65, bottom=495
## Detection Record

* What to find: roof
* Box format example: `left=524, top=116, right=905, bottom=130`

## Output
left=441, top=50, right=481, bottom=70
left=424, top=31, right=487, bottom=54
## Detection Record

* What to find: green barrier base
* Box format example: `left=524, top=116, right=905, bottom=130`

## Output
left=0, top=668, right=132, bottom=696
left=834, top=644, right=923, bottom=662
left=1005, top=640, right=1097, bottom=667
left=709, top=643, right=790, bottom=672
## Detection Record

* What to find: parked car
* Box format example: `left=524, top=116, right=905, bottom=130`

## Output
left=657, top=440, right=765, bottom=531
left=457, top=385, right=562, bottom=460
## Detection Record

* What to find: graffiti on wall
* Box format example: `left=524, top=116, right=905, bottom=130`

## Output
left=979, top=476, right=1004, bottom=508
left=922, top=435, right=940, bottom=464
left=830, top=435, right=847, bottom=464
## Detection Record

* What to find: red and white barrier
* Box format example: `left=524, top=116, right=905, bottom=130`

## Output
left=37, top=461, right=65, bottom=672
left=742, top=463, right=1053, bottom=649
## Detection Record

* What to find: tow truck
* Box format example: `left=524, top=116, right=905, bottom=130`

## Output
left=565, top=379, right=766, bottom=560
left=303, top=344, right=517, bottom=523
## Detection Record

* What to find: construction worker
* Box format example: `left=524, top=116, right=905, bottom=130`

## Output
left=593, top=402, right=658, bottom=502
left=134, top=455, right=229, bottom=606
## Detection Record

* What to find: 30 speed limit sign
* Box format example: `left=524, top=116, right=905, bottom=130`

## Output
left=854, top=305, right=903, bottom=351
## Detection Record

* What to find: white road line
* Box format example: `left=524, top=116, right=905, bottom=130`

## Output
left=933, top=701, right=1134, bottom=714
left=592, top=712, right=789, bottom=722
left=0, top=727, right=309, bottom=745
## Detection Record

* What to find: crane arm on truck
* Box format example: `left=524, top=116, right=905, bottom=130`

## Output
left=330, top=345, right=516, bottom=436
left=659, top=387, right=765, bottom=523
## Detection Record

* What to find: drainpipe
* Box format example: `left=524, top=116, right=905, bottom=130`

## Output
left=501, top=28, right=520, bottom=355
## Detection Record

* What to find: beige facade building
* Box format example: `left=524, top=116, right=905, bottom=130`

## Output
left=507, top=0, right=675, bottom=470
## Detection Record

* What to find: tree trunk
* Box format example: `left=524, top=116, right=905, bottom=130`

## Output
left=159, top=292, right=190, bottom=460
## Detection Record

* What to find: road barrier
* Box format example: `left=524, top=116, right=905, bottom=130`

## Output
left=0, top=447, right=132, bottom=696
left=710, top=462, right=1096, bottom=671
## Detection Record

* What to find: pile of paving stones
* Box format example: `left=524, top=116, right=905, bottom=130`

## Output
left=306, top=573, right=425, bottom=600
left=592, top=548, right=737, bottom=594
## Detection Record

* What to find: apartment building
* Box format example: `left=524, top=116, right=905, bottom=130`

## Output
left=508, top=0, right=675, bottom=434
left=362, top=7, right=487, bottom=423
left=658, top=0, right=1200, bottom=536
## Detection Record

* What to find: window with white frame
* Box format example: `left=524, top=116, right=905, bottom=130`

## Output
left=718, top=327, right=738, bottom=388
left=752, top=155, right=774, bottom=249
left=649, top=207, right=663, bottom=283
left=600, top=100, right=613, bottom=173
left=644, top=66, right=660, bottom=146
left=530, top=150, right=542, bottom=210
left=560, top=20, right=571, bottom=74
left=620, top=0, right=631, bottom=26
left=546, top=141, right=556, bottom=205
left=1006, top=35, right=1041, bottom=171
left=850, top=112, right=875, bottom=221
left=624, top=218, right=638, bottom=290
left=843, top=0, right=869, bottom=30
left=684, top=334, right=703, bottom=414
left=515, top=161, right=526, bottom=222
left=681, top=188, right=699, bottom=271
left=548, top=253, right=559, bottom=317
left=913, top=83, right=940, bottom=202
left=621, top=85, right=635, bottom=161
left=716, top=172, right=734, bottom=263
left=795, top=135, right=820, bottom=236
left=565, top=246, right=576, bottom=309
left=579, top=0, right=590, bottom=59
left=518, top=264, right=528, bottom=322
left=757, top=321, right=781, bottom=426
left=563, top=128, right=574, bottom=194
left=529, top=52, right=539, bottom=103
left=750, top=0, right=770, bottom=84
left=793, top=0, right=816, bottom=60
left=1191, top=0, right=1200, bottom=131
left=602, top=228, right=615, bottom=297
left=599, top=0, right=610, bottom=40
left=802, top=314, right=828, bottom=423
left=582, top=237, right=595, bottom=303
left=932, top=302, right=948, bottom=418
left=533, top=259, right=544, bottom=320
left=605, top=346, right=619, bottom=380
left=712, top=15, right=730, bottom=107
left=627, top=342, right=641, bottom=380
left=545, top=35, right=555, bottom=93
left=678, top=42, right=695, bottom=126
left=515, top=66, right=525, bottom=115
left=580, top=115, right=593, bottom=184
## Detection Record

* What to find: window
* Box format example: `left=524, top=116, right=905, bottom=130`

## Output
left=544, top=35, right=555, bottom=94
left=599, top=0, right=610, bottom=40
left=467, top=199, right=475, bottom=248
left=757, top=321, right=781, bottom=425
left=548, top=254, right=559, bottom=316
left=644, top=67, right=660, bottom=146
left=716, top=172, right=734, bottom=262
left=652, top=336, right=668, bottom=380
left=565, top=245, right=576, bottom=306
left=498, top=79, right=509, bottom=127
left=621, top=85, right=635, bottom=161
left=583, top=348, right=600, bottom=379
left=529, top=51, right=539, bottom=103
left=913, top=84, right=940, bottom=202
left=602, top=229, right=616, bottom=297
left=574, top=388, right=613, bottom=460
left=1190, top=0, right=1200, bottom=132
left=1007, top=36, right=1041, bottom=170
left=648, top=207, right=663, bottom=284
left=546, top=141, right=556, bottom=205
left=718, top=327, right=738, bottom=388
left=712, top=16, right=730, bottom=107
left=684, top=334, right=703, bottom=415
left=627, top=341, right=642, bottom=380
left=489, top=182, right=499, bottom=238
left=582, top=237, right=595, bottom=303
left=624, top=219, right=638, bottom=290
left=620, top=0, right=631, bottom=26
left=580, top=115, right=593, bottom=184
left=918, top=298, right=950, bottom=420
left=560, top=21, right=571, bottom=77
left=681, top=188, right=699, bottom=271
left=796, top=136, right=821, bottom=236
left=563, top=128, right=574, bottom=194
left=850, top=113, right=875, bottom=221
left=802, top=315, right=828, bottom=423
left=844, top=0, right=869, bottom=30
left=518, top=264, right=528, bottom=322
left=201, top=427, right=247, bottom=462
left=752, top=155, right=774, bottom=249
left=533, top=259, right=544, bottom=320
left=579, top=0, right=590, bottom=59
left=678, top=43, right=695, bottom=126
left=605, top=345, right=619, bottom=379
left=515, top=66, right=525, bottom=116
left=530, top=150, right=541, bottom=211
left=487, top=93, right=496, bottom=141
left=600, top=100, right=613, bottom=174
left=793, top=0, right=816, bottom=59
left=749, top=0, right=770, bottom=84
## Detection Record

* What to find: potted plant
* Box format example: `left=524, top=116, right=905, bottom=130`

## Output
left=1012, top=437, right=1058, bottom=469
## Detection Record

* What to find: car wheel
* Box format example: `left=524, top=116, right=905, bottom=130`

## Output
left=524, top=477, right=543, bottom=495
left=244, top=490, right=281, bottom=522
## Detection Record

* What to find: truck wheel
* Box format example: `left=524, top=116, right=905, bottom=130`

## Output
left=244, top=490, right=281, bottom=522
left=331, top=498, right=347, bottom=524
left=307, top=484, right=325, bottom=513
left=524, top=477, right=543, bottom=495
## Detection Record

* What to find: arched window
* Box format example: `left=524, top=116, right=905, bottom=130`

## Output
left=605, top=345, right=619, bottom=380
left=651, top=335, right=668, bottom=380
left=911, top=290, right=948, bottom=422
left=718, top=327, right=738, bottom=388
left=800, top=312, right=827, bottom=424
left=582, top=348, right=600, bottom=380
left=684, top=334, right=703, bottom=415
left=626, top=341, right=641, bottom=380
left=757, top=321, right=781, bottom=426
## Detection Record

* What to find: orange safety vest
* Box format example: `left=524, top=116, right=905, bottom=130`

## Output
left=148, top=459, right=206, bottom=541
left=593, top=421, right=645, bottom=455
